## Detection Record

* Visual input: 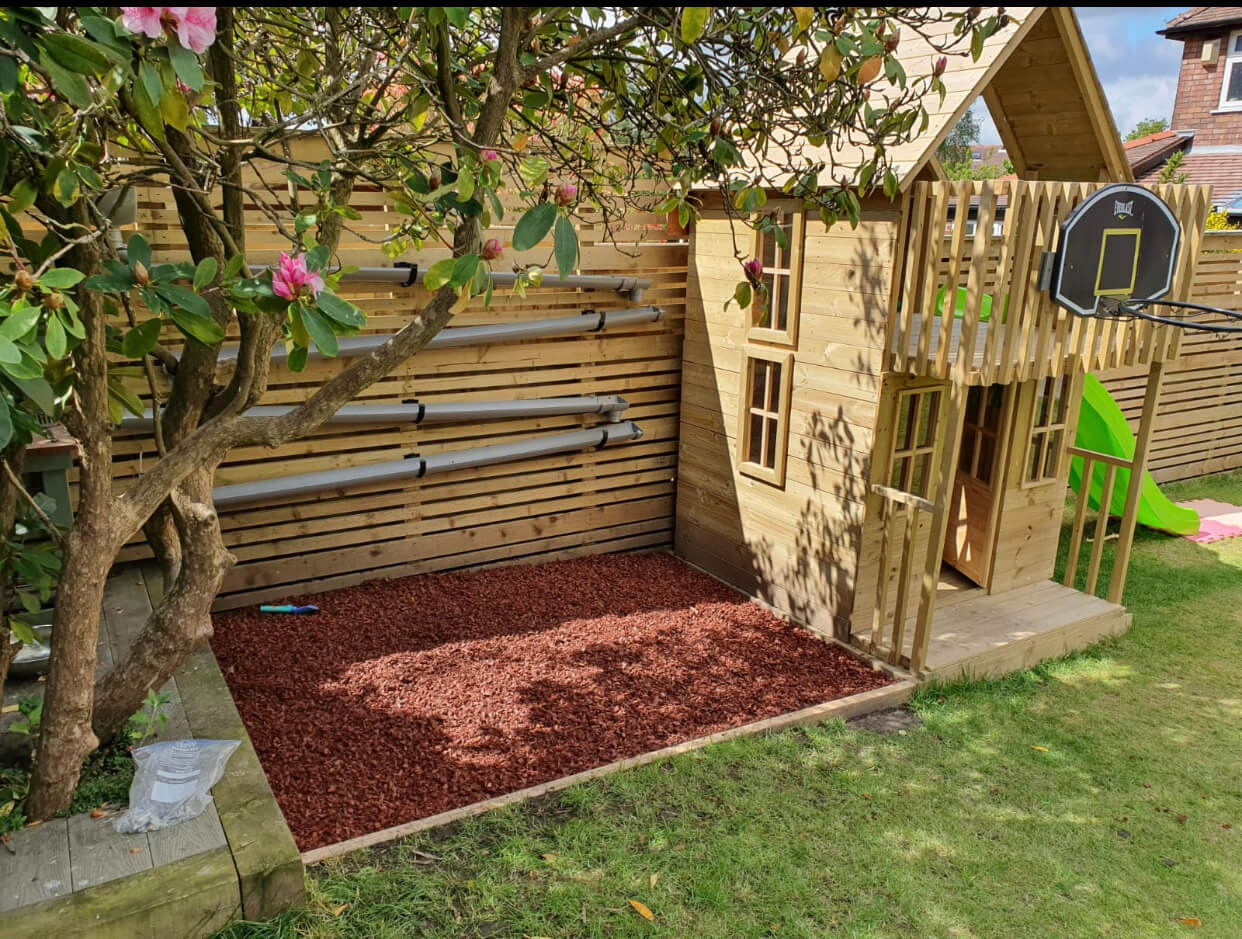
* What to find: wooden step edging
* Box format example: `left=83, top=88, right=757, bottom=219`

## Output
left=302, top=678, right=916, bottom=866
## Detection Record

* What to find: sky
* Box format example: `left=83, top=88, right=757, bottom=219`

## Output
left=974, top=7, right=1186, bottom=144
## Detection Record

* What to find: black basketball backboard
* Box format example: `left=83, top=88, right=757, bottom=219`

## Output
left=1049, top=184, right=1181, bottom=317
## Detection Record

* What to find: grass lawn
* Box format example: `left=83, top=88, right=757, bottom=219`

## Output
left=217, top=472, right=1242, bottom=939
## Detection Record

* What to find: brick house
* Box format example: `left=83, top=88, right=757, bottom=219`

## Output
left=1128, top=7, right=1242, bottom=217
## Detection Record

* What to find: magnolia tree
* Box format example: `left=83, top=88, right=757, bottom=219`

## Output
left=0, top=5, right=1005, bottom=816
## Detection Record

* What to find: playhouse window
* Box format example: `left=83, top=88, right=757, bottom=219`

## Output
left=739, top=351, right=793, bottom=484
left=959, top=384, right=1005, bottom=484
left=889, top=388, right=941, bottom=498
left=1220, top=30, right=1242, bottom=111
left=749, top=207, right=803, bottom=347
left=1025, top=375, right=1070, bottom=485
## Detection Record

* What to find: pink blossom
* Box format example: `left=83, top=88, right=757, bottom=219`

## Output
left=554, top=181, right=578, bottom=207
left=167, top=7, right=216, bottom=54
left=272, top=252, right=324, bottom=301
left=933, top=56, right=948, bottom=77
left=121, top=7, right=165, bottom=39
left=743, top=258, right=763, bottom=282
left=480, top=149, right=499, bottom=162
left=481, top=238, right=503, bottom=261
left=120, top=7, right=216, bottom=54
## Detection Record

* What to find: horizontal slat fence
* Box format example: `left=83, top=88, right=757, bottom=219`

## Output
left=1100, top=230, right=1242, bottom=482
left=36, top=144, right=687, bottom=608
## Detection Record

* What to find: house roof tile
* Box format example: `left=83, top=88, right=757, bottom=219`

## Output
left=1137, top=151, right=1242, bottom=206
left=1159, top=7, right=1242, bottom=37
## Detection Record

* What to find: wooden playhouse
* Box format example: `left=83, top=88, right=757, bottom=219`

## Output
left=676, top=7, right=1213, bottom=680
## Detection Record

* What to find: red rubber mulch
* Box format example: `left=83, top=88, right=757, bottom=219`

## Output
left=211, top=552, right=891, bottom=851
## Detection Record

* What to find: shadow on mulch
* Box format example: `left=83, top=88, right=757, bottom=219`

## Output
left=211, top=551, right=892, bottom=851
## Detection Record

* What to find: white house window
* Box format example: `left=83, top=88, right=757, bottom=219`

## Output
left=1220, top=30, right=1242, bottom=111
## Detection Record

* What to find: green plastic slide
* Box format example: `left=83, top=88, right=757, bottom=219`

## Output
left=1069, top=374, right=1199, bottom=536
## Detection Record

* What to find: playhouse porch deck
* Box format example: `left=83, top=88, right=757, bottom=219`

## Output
left=853, top=577, right=1132, bottom=681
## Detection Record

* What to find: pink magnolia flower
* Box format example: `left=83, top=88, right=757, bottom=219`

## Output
left=167, top=7, right=216, bottom=54
left=933, top=55, right=948, bottom=77
left=480, top=149, right=499, bottom=162
left=120, top=7, right=216, bottom=54
left=121, top=7, right=165, bottom=39
left=743, top=258, right=763, bottom=282
left=272, top=252, right=325, bottom=301
left=481, top=238, right=503, bottom=261
left=554, top=181, right=578, bottom=207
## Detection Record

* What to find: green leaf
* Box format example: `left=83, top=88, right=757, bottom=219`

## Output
left=0, top=306, right=40, bottom=341
left=127, top=234, right=151, bottom=271
left=443, top=7, right=468, bottom=27
left=222, top=254, right=246, bottom=280
left=518, top=158, right=550, bottom=188
left=54, top=167, right=80, bottom=207
left=424, top=258, right=455, bottom=291
left=287, top=344, right=309, bottom=372
left=316, top=292, right=365, bottom=328
left=450, top=253, right=479, bottom=288
left=44, top=316, right=66, bottom=359
left=8, top=179, right=37, bottom=214
left=512, top=203, right=557, bottom=252
left=11, top=376, right=56, bottom=416
left=37, top=268, right=84, bottom=289
left=139, top=60, right=163, bottom=108
left=42, top=33, right=114, bottom=75
left=0, top=401, right=12, bottom=451
left=169, top=308, right=224, bottom=345
left=168, top=42, right=204, bottom=92
left=38, top=50, right=90, bottom=108
left=160, top=84, right=189, bottom=132
left=0, top=336, right=21, bottom=365
left=971, top=27, right=985, bottom=61
left=2, top=355, right=46, bottom=381
left=122, top=318, right=164, bottom=358
left=155, top=284, right=211, bottom=318
left=680, top=7, right=709, bottom=44
left=553, top=215, right=578, bottom=279
left=298, top=305, right=338, bottom=357
left=108, top=375, right=145, bottom=418
left=9, top=618, right=37, bottom=646
left=193, top=257, right=217, bottom=290
left=132, top=75, right=166, bottom=141
left=732, top=281, right=752, bottom=311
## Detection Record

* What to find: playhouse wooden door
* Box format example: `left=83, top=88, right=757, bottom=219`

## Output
left=943, top=384, right=1009, bottom=585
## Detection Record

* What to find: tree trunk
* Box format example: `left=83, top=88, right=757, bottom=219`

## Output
left=27, top=234, right=118, bottom=820
left=93, top=468, right=233, bottom=742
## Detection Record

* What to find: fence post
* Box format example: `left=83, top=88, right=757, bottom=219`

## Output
left=1108, top=359, right=1165, bottom=604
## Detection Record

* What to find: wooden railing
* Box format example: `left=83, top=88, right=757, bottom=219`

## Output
left=867, top=484, right=937, bottom=670
left=888, top=180, right=1212, bottom=385
left=1063, top=445, right=1129, bottom=597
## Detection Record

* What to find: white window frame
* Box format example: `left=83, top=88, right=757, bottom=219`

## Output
left=1218, top=29, right=1242, bottom=112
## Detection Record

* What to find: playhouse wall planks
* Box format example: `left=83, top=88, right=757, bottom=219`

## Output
left=675, top=196, right=898, bottom=639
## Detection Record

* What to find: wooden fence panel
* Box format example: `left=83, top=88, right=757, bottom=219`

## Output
left=1100, top=231, right=1242, bottom=483
left=37, top=149, right=687, bottom=607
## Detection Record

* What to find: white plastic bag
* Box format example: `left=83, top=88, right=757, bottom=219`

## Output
left=113, top=739, right=240, bottom=833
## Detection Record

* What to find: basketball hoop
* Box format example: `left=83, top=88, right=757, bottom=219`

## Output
left=1046, top=183, right=1242, bottom=334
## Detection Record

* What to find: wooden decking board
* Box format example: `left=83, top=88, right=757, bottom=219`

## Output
left=0, top=817, right=71, bottom=912
left=67, top=811, right=152, bottom=890
left=852, top=578, right=1130, bottom=678
left=2, top=566, right=230, bottom=920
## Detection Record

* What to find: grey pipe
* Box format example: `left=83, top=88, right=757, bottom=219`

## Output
left=330, top=266, right=650, bottom=302
left=121, top=395, right=629, bottom=432
left=216, top=305, right=664, bottom=365
left=212, top=421, right=644, bottom=510
left=107, top=230, right=648, bottom=301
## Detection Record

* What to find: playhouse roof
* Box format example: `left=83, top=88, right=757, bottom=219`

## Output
left=753, top=8, right=1130, bottom=192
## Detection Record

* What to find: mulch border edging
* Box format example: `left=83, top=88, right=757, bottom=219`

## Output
left=302, top=677, right=915, bottom=865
